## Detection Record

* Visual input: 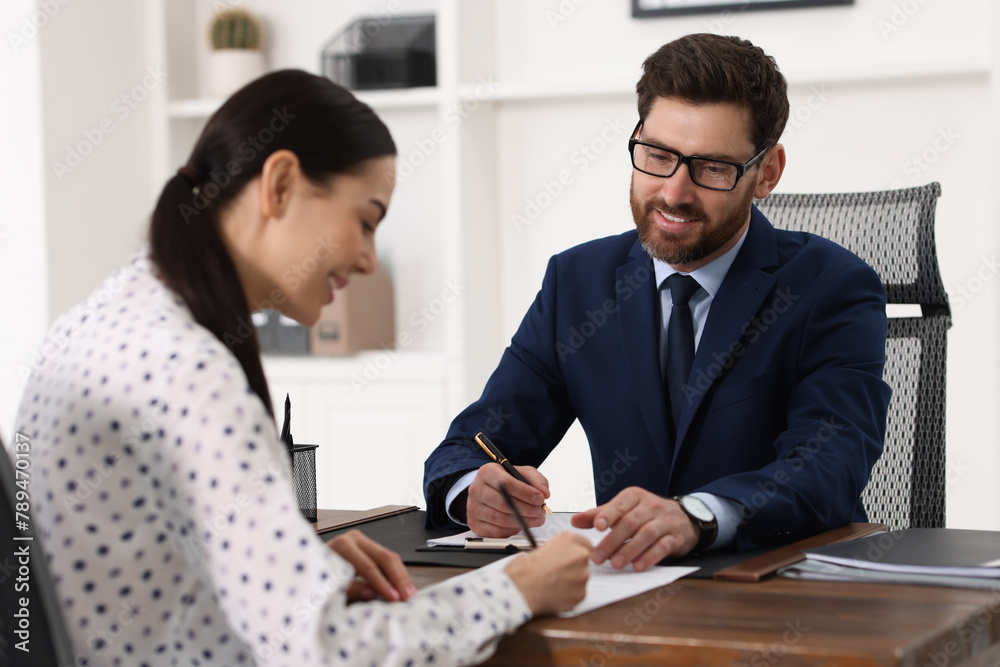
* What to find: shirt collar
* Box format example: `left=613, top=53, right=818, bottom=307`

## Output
left=653, top=223, right=750, bottom=297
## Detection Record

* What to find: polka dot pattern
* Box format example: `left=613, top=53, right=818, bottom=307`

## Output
left=13, top=252, right=531, bottom=666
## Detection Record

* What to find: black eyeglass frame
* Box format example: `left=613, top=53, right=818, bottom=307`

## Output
left=628, top=121, right=770, bottom=192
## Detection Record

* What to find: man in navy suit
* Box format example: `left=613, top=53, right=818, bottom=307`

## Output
left=423, top=33, right=891, bottom=568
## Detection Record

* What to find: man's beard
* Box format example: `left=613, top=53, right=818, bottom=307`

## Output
left=631, top=181, right=754, bottom=266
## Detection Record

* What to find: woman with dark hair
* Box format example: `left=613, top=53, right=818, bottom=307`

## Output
left=13, top=69, right=591, bottom=666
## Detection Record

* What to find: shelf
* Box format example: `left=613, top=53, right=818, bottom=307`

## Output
left=467, top=79, right=633, bottom=103
left=354, top=86, right=441, bottom=110
left=165, top=54, right=989, bottom=122
left=168, top=86, right=441, bottom=120
left=168, top=97, right=225, bottom=119
left=460, top=55, right=991, bottom=106
left=262, top=350, right=447, bottom=384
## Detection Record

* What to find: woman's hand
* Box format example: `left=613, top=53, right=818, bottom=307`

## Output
left=503, top=532, right=592, bottom=616
left=328, top=529, right=417, bottom=602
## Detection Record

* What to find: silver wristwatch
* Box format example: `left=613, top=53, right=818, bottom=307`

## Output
left=672, top=495, right=718, bottom=553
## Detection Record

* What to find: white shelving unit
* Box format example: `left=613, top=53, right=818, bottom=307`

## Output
left=147, top=0, right=511, bottom=512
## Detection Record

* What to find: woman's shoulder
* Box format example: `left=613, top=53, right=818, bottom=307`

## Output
left=48, top=252, right=244, bottom=377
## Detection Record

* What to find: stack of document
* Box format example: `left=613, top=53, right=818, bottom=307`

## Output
left=780, top=528, right=1000, bottom=590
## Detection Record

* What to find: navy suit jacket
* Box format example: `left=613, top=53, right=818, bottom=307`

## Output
left=423, top=207, right=891, bottom=550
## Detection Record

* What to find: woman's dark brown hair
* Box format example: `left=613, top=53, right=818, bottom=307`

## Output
left=149, top=69, right=396, bottom=416
left=636, top=33, right=789, bottom=153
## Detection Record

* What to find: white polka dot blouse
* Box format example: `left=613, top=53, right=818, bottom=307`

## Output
left=12, top=252, right=531, bottom=666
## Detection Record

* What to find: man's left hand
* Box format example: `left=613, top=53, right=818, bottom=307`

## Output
left=571, top=487, right=698, bottom=571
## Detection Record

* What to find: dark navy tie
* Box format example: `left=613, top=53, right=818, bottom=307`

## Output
left=664, top=274, right=701, bottom=434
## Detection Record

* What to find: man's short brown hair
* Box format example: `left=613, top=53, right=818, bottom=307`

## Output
left=636, top=33, right=789, bottom=153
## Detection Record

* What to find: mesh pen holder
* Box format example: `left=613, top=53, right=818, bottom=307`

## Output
left=289, top=444, right=319, bottom=522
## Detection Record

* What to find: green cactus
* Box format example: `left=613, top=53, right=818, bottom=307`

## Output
left=209, top=8, right=263, bottom=50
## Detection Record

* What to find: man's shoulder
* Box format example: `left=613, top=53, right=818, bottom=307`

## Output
left=771, top=225, right=872, bottom=275
left=554, top=229, right=640, bottom=265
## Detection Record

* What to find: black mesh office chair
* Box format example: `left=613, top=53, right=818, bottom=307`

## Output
left=755, top=182, right=950, bottom=530
left=0, top=434, right=76, bottom=667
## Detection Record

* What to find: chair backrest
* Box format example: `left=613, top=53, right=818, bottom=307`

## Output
left=0, top=433, right=76, bottom=667
left=755, top=182, right=950, bottom=530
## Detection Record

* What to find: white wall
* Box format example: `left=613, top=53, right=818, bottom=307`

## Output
left=39, top=0, right=158, bottom=318
left=0, top=0, right=160, bottom=440
left=0, top=0, right=49, bottom=442
left=4, top=0, right=997, bottom=527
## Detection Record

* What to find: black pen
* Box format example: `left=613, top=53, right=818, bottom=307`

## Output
left=474, top=431, right=553, bottom=514
left=498, top=483, right=538, bottom=549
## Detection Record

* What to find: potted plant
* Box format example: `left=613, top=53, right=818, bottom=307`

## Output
left=205, top=7, right=266, bottom=99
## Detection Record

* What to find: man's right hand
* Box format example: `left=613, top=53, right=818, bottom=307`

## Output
left=466, top=463, right=551, bottom=537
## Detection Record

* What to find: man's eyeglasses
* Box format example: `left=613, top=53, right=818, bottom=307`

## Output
left=628, top=121, right=769, bottom=192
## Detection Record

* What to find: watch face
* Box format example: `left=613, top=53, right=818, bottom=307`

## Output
left=680, top=496, right=714, bottom=522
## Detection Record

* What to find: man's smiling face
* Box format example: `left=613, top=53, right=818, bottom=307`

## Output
left=630, top=96, right=763, bottom=272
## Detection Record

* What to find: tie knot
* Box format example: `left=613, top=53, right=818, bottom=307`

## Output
left=665, top=274, right=701, bottom=306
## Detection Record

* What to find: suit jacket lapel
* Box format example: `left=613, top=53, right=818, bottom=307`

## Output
left=615, top=242, right=675, bottom=476
left=673, top=207, right=780, bottom=453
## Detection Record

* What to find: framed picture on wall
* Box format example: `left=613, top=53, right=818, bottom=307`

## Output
left=632, top=0, right=853, bottom=18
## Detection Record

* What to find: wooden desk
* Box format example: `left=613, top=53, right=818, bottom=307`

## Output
left=408, top=565, right=1000, bottom=667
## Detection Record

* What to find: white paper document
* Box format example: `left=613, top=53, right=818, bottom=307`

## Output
left=479, top=555, right=696, bottom=618
left=429, top=513, right=697, bottom=617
